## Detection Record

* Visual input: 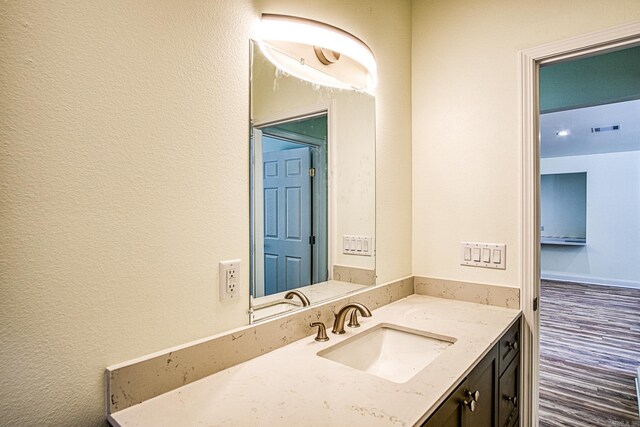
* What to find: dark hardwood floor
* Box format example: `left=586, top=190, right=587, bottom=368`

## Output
left=539, top=279, right=640, bottom=427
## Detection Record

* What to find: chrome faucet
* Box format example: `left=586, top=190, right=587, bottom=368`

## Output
left=332, top=302, right=372, bottom=334
left=284, top=290, right=311, bottom=307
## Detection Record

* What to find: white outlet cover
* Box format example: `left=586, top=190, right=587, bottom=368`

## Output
left=219, top=259, right=241, bottom=302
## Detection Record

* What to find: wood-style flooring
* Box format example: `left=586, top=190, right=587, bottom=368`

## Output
left=539, top=280, right=640, bottom=427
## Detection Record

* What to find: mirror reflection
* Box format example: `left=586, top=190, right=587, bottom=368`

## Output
left=249, top=40, right=376, bottom=322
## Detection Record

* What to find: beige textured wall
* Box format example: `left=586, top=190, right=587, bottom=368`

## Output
left=0, top=0, right=412, bottom=425
left=412, top=0, right=640, bottom=288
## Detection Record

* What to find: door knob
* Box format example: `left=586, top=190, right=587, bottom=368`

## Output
left=505, top=395, right=517, bottom=407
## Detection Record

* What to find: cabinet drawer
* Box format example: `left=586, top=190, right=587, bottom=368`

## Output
left=498, top=357, right=519, bottom=427
left=499, top=317, right=520, bottom=375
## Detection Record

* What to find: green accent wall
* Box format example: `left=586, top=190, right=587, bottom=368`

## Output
left=269, top=115, right=327, bottom=141
left=540, top=45, right=640, bottom=113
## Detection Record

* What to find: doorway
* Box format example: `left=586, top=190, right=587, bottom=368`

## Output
left=251, top=113, right=328, bottom=298
left=519, top=22, right=640, bottom=426
left=537, top=50, right=640, bottom=425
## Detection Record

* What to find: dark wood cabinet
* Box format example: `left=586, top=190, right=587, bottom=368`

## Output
left=498, top=353, right=519, bottom=427
left=421, top=316, right=520, bottom=427
left=499, top=319, right=520, bottom=376
left=467, top=344, right=499, bottom=426
left=422, top=379, right=469, bottom=427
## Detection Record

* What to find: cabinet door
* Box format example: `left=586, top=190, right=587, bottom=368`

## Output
left=498, top=356, right=520, bottom=427
left=466, top=344, right=499, bottom=427
left=422, top=378, right=470, bottom=427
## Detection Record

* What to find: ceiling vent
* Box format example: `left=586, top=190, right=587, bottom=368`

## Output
left=591, top=125, right=621, bottom=133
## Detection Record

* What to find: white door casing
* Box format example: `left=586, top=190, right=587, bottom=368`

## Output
left=518, top=21, right=640, bottom=427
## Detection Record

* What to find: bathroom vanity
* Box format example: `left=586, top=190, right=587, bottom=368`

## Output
left=107, top=293, right=520, bottom=427
left=423, top=317, right=520, bottom=427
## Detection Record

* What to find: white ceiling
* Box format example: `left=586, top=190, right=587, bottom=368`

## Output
left=540, top=99, right=640, bottom=158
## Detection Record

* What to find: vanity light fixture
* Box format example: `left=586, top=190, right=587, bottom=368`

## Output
left=257, top=14, right=377, bottom=94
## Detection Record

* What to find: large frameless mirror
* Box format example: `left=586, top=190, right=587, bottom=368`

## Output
left=249, top=38, right=376, bottom=323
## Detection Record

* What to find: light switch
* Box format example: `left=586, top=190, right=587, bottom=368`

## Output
left=482, top=248, right=491, bottom=263
left=343, top=235, right=373, bottom=256
left=461, top=242, right=506, bottom=269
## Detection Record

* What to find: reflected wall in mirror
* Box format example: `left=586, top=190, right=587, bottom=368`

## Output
left=250, top=40, right=376, bottom=323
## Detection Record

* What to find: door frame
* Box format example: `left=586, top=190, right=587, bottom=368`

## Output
left=518, top=21, right=640, bottom=426
left=251, top=101, right=337, bottom=298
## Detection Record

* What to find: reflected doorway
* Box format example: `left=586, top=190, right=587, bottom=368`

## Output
left=251, top=114, right=328, bottom=298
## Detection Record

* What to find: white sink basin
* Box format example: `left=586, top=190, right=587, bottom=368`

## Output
left=317, top=323, right=456, bottom=383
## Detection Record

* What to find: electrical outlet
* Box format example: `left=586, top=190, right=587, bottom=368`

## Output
left=219, top=259, right=240, bottom=302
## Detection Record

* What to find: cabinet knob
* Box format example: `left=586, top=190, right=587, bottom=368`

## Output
left=506, top=340, right=518, bottom=352
left=463, top=398, right=477, bottom=412
left=466, top=390, right=480, bottom=402
left=505, top=395, right=518, bottom=407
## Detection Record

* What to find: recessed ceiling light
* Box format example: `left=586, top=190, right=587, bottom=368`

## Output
left=556, top=130, right=570, bottom=137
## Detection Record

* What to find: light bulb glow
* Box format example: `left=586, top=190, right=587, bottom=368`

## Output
left=556, top=129, right=570, bottom=137
left=256, top=41, right=354, bottom=91
left=258, top=14, right=377, bottom=92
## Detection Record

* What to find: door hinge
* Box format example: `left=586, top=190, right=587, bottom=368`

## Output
left=309, top=235, right=316, bottom=245
left=309, top=167, right=316, bottom=177
left=533, top=297, right=539, bottom=312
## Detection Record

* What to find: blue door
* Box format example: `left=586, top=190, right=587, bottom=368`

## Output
left=263, top=147, right=312, bottom=294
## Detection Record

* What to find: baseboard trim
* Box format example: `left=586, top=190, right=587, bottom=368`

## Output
left=636, top=370, right=640, bottom=418
left=541, top=273, right=640, bottom=289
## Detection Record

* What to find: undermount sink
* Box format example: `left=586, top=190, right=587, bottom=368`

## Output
left=317, top=323, right=456, bottom=383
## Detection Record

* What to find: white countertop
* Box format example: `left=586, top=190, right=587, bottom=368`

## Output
left=109, top=295, right=520, bottom=427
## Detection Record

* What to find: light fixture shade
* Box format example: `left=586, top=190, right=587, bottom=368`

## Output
left=257, top=14, right=377, bottom=94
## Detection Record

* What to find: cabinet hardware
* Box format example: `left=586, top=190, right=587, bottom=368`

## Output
left=506, top=340, right=518, bottom=351
left=463, top=398, right=477, bottom=412
left=505, top=395, right=518, bottom=407
left=465, top=390, right=480, bottom=402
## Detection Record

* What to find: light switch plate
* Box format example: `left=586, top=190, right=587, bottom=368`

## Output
left=342, top=235, right=374, bottom=256
left=461, top=242, right=506, bottom=269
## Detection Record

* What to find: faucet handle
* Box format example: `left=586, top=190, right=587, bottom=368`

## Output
left=347, top=310, right=361, bottom=328
left=310, top=322, right=329, bottom=342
